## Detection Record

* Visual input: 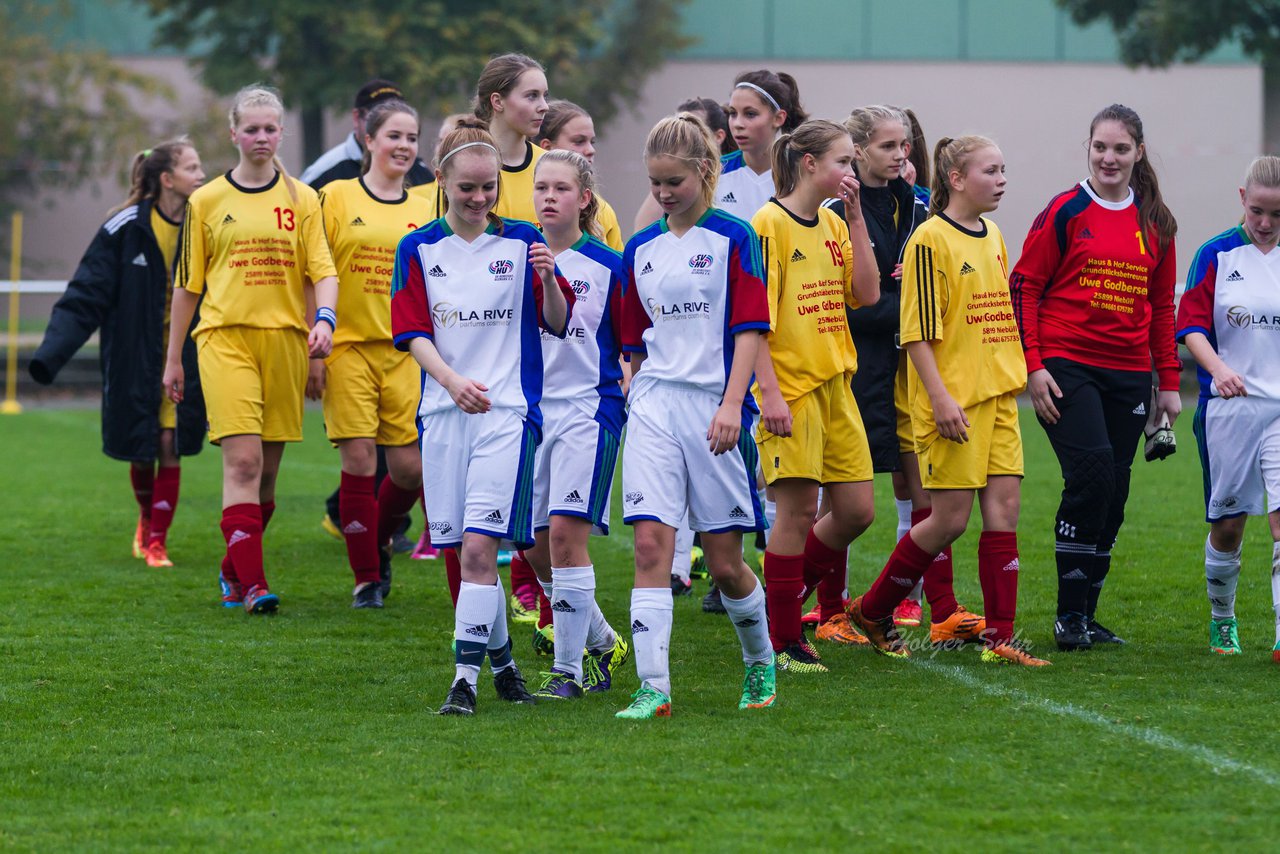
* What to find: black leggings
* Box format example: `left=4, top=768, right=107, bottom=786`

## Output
left=1039, top=358, right=1151, bottom=618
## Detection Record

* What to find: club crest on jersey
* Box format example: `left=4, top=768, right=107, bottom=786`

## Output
left=688, top=253, right=714, bottom=274
left=571, top=279, right=591, bottom=299
left=489, top=259, right=514, bottom=281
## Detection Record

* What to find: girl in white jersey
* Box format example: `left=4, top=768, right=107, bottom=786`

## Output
left=617, top=113, right=775, bottom=719
left=390, top=126, right=573, bottom=715
left=719, top=69, right=808, bottom=219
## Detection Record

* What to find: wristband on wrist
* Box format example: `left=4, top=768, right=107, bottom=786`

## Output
left=314, top=306, right=336, bottom=330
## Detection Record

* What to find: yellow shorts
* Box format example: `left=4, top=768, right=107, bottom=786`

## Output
left=159, top=395, right=176, bottom=430
left=895, top=351, right=913, bottom=455
left=758, top=373, right=873, bottom=484
left=322, top=341, right=419, bottom=446
left=196, top=326, right=306, bottom=444
left=916, top=392, right=1023, bottom=490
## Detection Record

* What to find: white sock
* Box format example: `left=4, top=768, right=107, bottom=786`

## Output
left=551, top=565, right=595, bottom=682
left=671, top=525, right=693, bottom=582
left=586, top=602, right=616, bottom=652
left=763, top=497, right=777, bottom=546
left=488, top=574, right=513, bottom=671
left=721, top=579, right=772, bottom=666
left=895, top=498, right=912, bottom=541
left=455, top=580, right=499, bottom=686
left=908, top=578, right=924, bottom=604
left=1205, top=535, right=1242, bottom=620
left=1271, top=542, right=1280, bottom=643
left=631, top=587, right=673, bottom=696
left=538, top=577, right=553, bottom=602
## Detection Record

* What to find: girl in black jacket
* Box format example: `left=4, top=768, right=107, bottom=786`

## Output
left=30, top=140, right=206, bottom=567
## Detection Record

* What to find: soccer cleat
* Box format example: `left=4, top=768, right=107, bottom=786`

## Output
left=689, top=545, right=708, bottom=579
left=220, top=574, right=243, bottom=608
left=930, top=606, right=987, bottom=645
left=143, top=540, right=173, bottom=568
left=775, top=642, right=829, bottom=673
left=615, top=685, right=672, bottom=719
left=410, top=529, right=440, bottom=560
left=1086, top=618, right=1126, bottom=645
left=1210, top=617, right=1241, bottom=655
left=320, top=512, right=343, bottom=541
left=893, top=598, right=923, bottom=627
left=532, top=623, right=555, bottom=656
left=132, top=516, right=150, bottom=559
left=438, top=678, right=477, bottom=715
left=796, top=633, right=822, bottom=661
left=533, top=669, right=584, bottom=700
left=701, top=584, right=726, bottom=614
left=510, top=586, right=539, bottom=623
left=584, top=635, right=631, bottom=693
left=671, top=574, right=693, bottom=597
left=391, top=531, right=415, bottom=555
left=800, top=604, right=821, bottom=626
left=815, top=613, right=870, bottom=646
left=377, top=545, right=393, bottom=600
left=981, top=641, right=1051, bottom=667
left=242, top=584, right=279, bottom=615
left=352, top=581, right=384, bottom=609
left=849, top=595, right=910, bottom=658
left=1054, top=614, right=1093, bottom=651
left=739, top=659, right=777, bottom=710
left=493, top=665, right=536, bottom=703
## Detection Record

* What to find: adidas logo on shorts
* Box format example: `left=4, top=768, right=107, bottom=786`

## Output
left=132, top=253, right=148, bottom=266
left=483, top=509, right=504, bottom=524
left=790, top=248, right=806, bottom=262
left=563, top=490, right=584, bottom=505
left=428, top=265, right=446, bottom=277
left=1227, top=270, right=1244, bottom=281
left=631, top=619, right=649, bottom=633
left=227, top=529, right=250, bottom=547
left=222, top=214, right=236, bottom=224
left=735, top=617, right=760, bottom=628
left=640, top=261, right=654, bottom=275
left=1132, top=402, right=1146, bottom=415
left=552, top=599, right=576, bottom=613
left=343, top=520, right=368, bottom=534
left=722, top=192, right=737, bottom=203
left=728, top=506, right=748, bottom=520
left=464, top=624, right=491, bottom=638
left=350, top=216, right=366, bottom=226
left=1060, top=568, right=1088, bottom=581
left=959, top=262, right=976, bottom=275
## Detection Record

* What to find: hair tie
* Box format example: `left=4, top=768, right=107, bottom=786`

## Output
left=735, top=82, right=782, bottom=112
left=142, top=149, right=153, bottom=158
left=439, top=141, right=498, bottom=167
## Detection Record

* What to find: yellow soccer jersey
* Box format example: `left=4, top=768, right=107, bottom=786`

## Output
left=408, top=182, right=443, bottom=220
left=752, top=200, right=859, bottom=401
left=177, top=172, right=337, bottom=336
left=150, top=207, right=181, bottom=281
left=900, top=213, right=1026, bottom=411
left=596, top=194, right=624, bottom=251
left=321, top=177, right=435, bottom=345
left=493, top=141, right=544, bottom=222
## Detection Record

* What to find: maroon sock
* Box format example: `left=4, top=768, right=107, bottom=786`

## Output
left=340, top=472, right=379, bottom=585
left=510, top=549, right=537, bottom=592
left=377, top=477, right=420, bottom=547
left=537, top=586, right=553, bottom=630
left=763, top=551, right=805, bottom=651
left=913, top=509, right=959, bottom=622
left=260, top=500, right=276, bottom=530
left=804, top=530, right=848, bottom=623
left=221, top=503, right=265, bottom=590
left=861, top=533, right=936, bottom=621
left=978, top=531, right=1019, bottom=646
left=445, top=548, right=462, bottom=607
left=130, top=465, right=155, bottom=520
left=147, top=466, right=181, bottom=546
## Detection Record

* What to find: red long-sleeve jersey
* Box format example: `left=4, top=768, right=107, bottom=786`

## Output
left=1009, top=182, right=1180, bottom=390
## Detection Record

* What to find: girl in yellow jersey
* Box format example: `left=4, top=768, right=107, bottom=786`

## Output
left=849, top=136, right=1049, bottom=666
left=751, top=120, right=880, bottom=671
left=475, top=53, right=549, bottom=223
left=313, top=99, right=434, bottom=609
left=163, top=84, right=339, bottom=615
left=535, top=100, right=624, bottom=250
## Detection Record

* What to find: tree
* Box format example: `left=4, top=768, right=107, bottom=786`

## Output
left=1055, top=0, right=1280, bottom=150
left=143, top=0, right=694, bottom=165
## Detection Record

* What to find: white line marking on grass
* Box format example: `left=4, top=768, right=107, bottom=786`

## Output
left=913, top=658, right=1279, bottom=787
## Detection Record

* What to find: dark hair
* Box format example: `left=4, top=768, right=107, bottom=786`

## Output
left=354, top=79, right=404, bottom=112
left=903, top=108, right=930, bottom=191
left=360, top=99, right=419, bottom=177
left=536, top=99, right=589, bottom=147
left=677, top=97, right=736, bottom=155
left=435, top=125, right=503, bottom=231
left=930, top=135, right=997, bottom=216
left=771, top=120, right=849, bottom=197
left=1089, top=104, right=1177, bottom=248
left=111, top=137, right=194, bottom=215
left=474, top=53, right=545, bottom=123
left=732, top=69, right=808, bottom=132
left=535, top=149, right=601, bottom=239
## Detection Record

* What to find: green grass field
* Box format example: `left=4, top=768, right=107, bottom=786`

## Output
left=2, top=404, right=1277, bottom=850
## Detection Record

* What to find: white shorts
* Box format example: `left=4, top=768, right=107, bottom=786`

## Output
left=622, top=382, right=765, bottom=533
left=532, top=398, right=620, bottom=535
left=420, top=407, right=537, bottom=549
left=1196, top=396, right=1280, bottom=521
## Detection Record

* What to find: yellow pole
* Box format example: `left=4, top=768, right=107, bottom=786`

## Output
left=2, top=212, right=23, bottom=415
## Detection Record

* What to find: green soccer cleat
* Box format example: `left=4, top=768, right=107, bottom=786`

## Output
left=584, top=635, right=631, bottom=693
left=1210, top=617, right=1241, bottom=655
left=532, top=623, right=555, bottom=656
left=615, top=685, right=672, bottom=719
left=739, top=658, right=777, bottom=710
left=689, top=545, right=708, bottom=580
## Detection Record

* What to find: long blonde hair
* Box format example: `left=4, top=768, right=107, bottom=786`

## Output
left=930, top=135, right=996, bottom=216
left=644, top=113, right=720, bottom=210
left=535, top=149, right=601, bottom=239
left=229, top=83, right=297, bottom=204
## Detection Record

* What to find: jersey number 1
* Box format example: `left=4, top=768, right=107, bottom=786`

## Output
left=274, top=207, right=295, bottom=231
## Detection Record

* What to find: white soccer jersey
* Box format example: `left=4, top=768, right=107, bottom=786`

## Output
left=715, top=151, right=774, bottom=220
left=1178, top=225, right=1280, bottom=401
left=621, top=209, right=770, bottom=409
left=541, top=233, right=626, bottom=433
left=390, top=218, right=575, bottom=428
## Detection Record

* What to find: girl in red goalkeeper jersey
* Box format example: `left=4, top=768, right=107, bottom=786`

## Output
left=1009, top=104, right=1181, bottom=652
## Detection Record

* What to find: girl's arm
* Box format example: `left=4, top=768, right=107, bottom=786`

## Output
left=1147, top=240, right=1182, bottom=425
left=754, top=338, right=792, bottom=437
left=162, top=287, right=201, bottom=403
left=530, top=243, right=569, bottom=335
left=1183, top=331, right=1245, bottom=399
left=408, top=336, right=491, bottom=413
left=708, top=330, right=762, bottom=454
left=905, top=339, right=969, bottom=443
left=307, top=274, right=338, bottom=358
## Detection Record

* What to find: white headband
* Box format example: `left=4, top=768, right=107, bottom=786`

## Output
left=439, top=141, right=498, bottom=167
left=735, top=81, right=782, bottom=113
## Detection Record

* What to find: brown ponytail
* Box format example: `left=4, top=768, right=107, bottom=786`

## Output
left=1089, top=104, right=1177, bottom=250
left=930, top=135, right=996, bottom=216
left=109, top=137, right=193, bottom=215
left=732, top=69, right=808, bottom=132
left=770, top=120, right=848, bottom=197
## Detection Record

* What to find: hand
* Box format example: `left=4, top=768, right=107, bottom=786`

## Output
left=1028, top=368, right=1062, bottom=424
left=759, top=387, right=792, bottom=438
left=528, top=242, right=556, bottom=288
left=1155, top=389, right=1183, bottom=426
left=930, top=390, right=970, bottom=443
left=706, top=401, right=742, bottom=455
left=446, top=373, right=491, bottom=414
left=161, top=361, right=184, bottom=404
left=837, top=175, right=862, bottom=217
left=308, top=321, right=333, bottom=359
left=306, top=359, right=326, bottom=401
left=901, top=159, right=917, bottom=187
left=891, top=262, right=903, bottom=281
left=1210, top=365, right=1246, bottom=400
